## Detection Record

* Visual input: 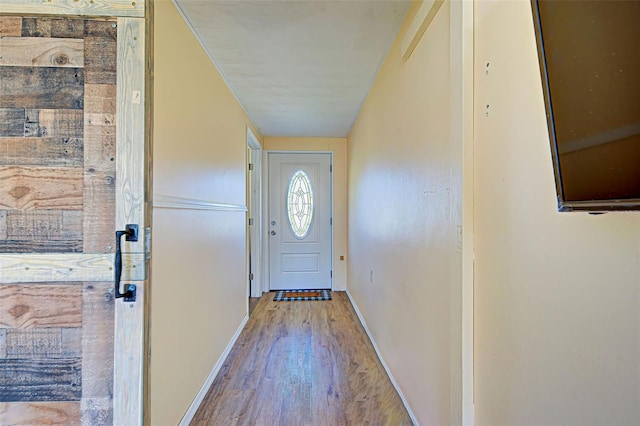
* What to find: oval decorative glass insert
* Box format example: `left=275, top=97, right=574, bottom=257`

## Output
left=287, top=170, right=314, bottom=239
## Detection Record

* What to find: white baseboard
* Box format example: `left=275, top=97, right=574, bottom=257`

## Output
left=179, top=314, right=250, bottom=426
left=345, top=289, right=419, bottom=426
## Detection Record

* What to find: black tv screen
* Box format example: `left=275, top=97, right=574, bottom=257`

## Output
left=531, top=0, right=640, bottom=211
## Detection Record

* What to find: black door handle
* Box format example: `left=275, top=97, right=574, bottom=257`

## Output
left=115, top=224, right=138, bottom=302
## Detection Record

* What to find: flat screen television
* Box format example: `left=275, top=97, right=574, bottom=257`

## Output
left=531, top=0, right=640, bottom=211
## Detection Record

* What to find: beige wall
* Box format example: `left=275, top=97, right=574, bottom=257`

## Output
left=347, top=2, right=460, bottom=424
left=263, top=137, right=348, bottom=291
left=474, top=1, right=640, bottom=425
left=151, top=1, right=262, bottom=424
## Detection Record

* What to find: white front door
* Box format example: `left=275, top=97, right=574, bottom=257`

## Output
left=268, top=153, right=332, bottom=290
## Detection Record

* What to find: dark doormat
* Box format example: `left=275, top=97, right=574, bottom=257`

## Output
left=273, top=289, right=332, bottom=301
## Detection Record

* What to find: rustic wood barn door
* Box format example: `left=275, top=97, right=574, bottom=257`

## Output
left=0, top=2, right=148, bottom=425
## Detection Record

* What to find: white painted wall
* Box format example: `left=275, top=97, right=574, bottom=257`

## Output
left=151, top=1, right=262, bottom=424
left=347, top=2, right=464, bottom=424
left=474, top=1, right=640, bottom=424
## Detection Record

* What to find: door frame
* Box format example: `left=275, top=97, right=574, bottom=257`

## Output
left=263, top=151, right=334, bottom=292
left=246, top=128, right=263, bottom=298
left=0, top=2, right=151, bottom=425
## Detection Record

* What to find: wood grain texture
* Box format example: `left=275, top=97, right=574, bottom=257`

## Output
left=115, top=17, right=145, bottom=254
left=20, top=17, right=84, bottom=39
left=112, top=20, right=146, bottom=425
left=0, top=402, right=81, bottom=425
left=81, top=282, right=113, bottom=424
left=0, top=137, right=83, bottom=167
left=5, top=210, right=82, bottom=240
left=0, top=209, right=82, bottom=253
left=191, top=292, right=412, bottom=425
left=3, top=328, right=81, bottom=358
left=0, top=37, right=84, bottom=68
left=0, top=108, right=25, bottom=137
left=0, top=0, right=144, bottom=18
left=0, top=67, right=83, bottom=110
left=83, top=170, right=115, bottom=253
left=0, top=252, right=145, bottom=283
left=25, top=109, right=84, bottom=138
left=0, top=166, right=83, bottom=210
left=84, top=20, right=117, bottom=85
left=84, top=37, right=116, bottom=85
left=0, top=16, right=21, bottom=36
left=114, top=278, right=144, bottom=426
left=0, top=283, right=82, bottom=328
left=0, top=211, right=6, bottom=240
left=0, top=358, right=81, bottom=402
left=84, top=84, right=116, bottom=113
left=0, top=329, right=6, bottom=358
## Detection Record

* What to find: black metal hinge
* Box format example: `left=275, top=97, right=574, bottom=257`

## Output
left=248, top=163, right=254, bottom=170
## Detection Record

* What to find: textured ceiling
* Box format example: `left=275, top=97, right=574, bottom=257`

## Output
left=173, top=0, right=412, bottom=137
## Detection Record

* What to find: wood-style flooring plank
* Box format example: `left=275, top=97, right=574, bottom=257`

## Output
left=191, top=292, right=412, bottom=426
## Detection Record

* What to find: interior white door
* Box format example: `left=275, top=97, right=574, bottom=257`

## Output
left=269, top=153, right=332, bottom=290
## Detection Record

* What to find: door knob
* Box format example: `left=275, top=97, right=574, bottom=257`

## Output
left=271, top=230, right=276, bottom=236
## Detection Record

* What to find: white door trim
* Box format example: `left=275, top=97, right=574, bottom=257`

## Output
left=247, top=128, right=263, bottom=298
left=263, top=151, right=334, bottom=292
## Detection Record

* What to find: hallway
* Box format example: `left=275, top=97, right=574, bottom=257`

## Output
left=191, top=292, right=412, bottom=425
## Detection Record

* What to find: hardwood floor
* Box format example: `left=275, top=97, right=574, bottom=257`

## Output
left=191, top=291, right=412, bottom=426
left=249, top=297, right=261, bottom=316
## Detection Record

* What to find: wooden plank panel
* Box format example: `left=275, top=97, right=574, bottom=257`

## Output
left=5, top=210, right=82, bottom=240
left=61, top=327, right=81, bottom=357
left=0, top=253, right=145, bottom=283
left=0, top=137, right=83, bottom=167
left=0, top=402, right=81, bottom=425
left=0, top=358, right=81, bottom=401
left=51, top=18, right=86, bottom=39
left=0, top=17, right=21, bottom=37
left=85, top=112, right=115, bottom=129
left=0, top=108, right=25, bottom=137
left=0, top=283, right=81, bottom=328
left=84, top=19, right=116, bottom=38
left=0, top=0, right=144, bottom=18
left=81, top=282, right=113, bottom=424
left=0, top=210, right=83, bottom=253
left=20, top=17, right=51, bottom=37
left=25, top=109, right=84, bottom=138
left=0, top=240, right=82, bottom=253
left=85, top=133, right=116, bottom=171
left=21, top=18, right=85, bottom=39
left=84, top=37, right=117, bottom=85
left=83, top=170, right=115, bottom=253
left=4, top=329, right=62, bottom=358
left=0, top=37, right=84, bottom=68
left=85, top=84, right=116, bottom=113
left=0, top=329, right=6, bottom=358
left=0, top=211, right=6, bottom=240
left=0, top=67, right=84, bottom=110
left=3, top=328, right=81, bottom=358
left=115, top=17, right=145, bottom=252
left=0, top=166, right=83, bottom=210
left=114, top=19, right=146, bottom=426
